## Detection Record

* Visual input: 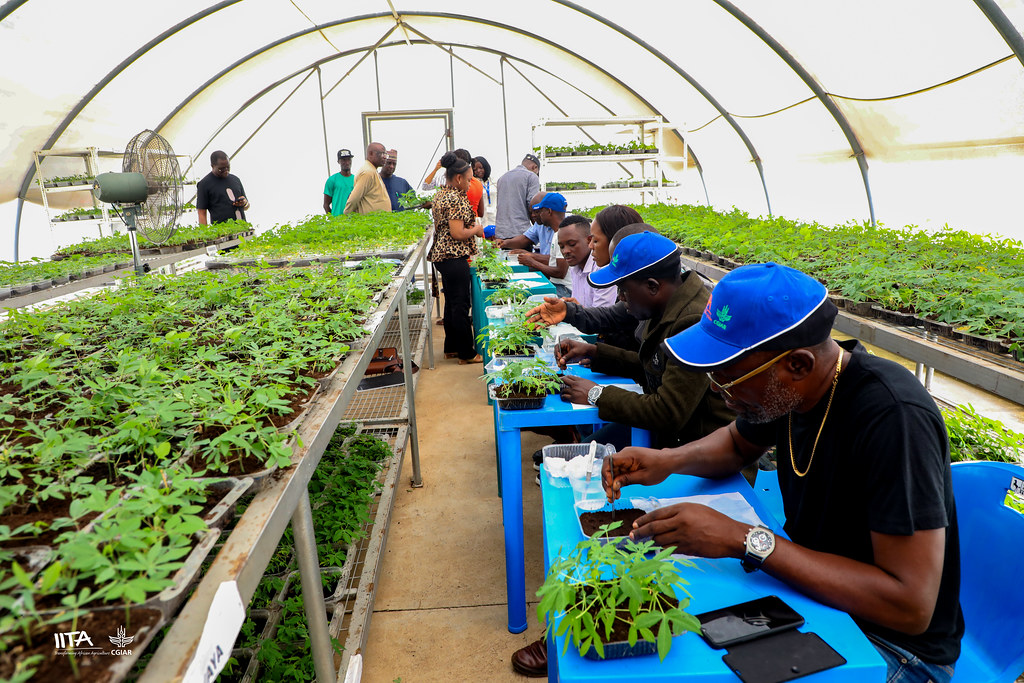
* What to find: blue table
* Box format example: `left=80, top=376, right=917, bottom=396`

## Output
left=541, top=472, right=886, bottom=681
left=493, top=366, right=651, bottom=634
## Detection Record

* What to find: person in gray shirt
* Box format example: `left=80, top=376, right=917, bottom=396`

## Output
left=494, top=153, right=540, bottom=239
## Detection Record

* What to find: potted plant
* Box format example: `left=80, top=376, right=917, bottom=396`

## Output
left=536, top=523, right=701, bottom=661
left=483, top=358, right=562, bottom=410
left=479, top=313, right=546, bottom=358
left=486, top=283, right=529, bottom=306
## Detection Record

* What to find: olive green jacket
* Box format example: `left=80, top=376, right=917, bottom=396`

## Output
left=589, top=270, right=733, bottom=448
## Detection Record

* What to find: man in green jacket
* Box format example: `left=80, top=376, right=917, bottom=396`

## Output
left=557, top=228, right=733, bottom=449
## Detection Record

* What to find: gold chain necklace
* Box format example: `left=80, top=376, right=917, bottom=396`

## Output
left=788, top=348, right=844, bottom=478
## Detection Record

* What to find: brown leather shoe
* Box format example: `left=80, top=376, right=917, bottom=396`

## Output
left=511, top=638, right=547, bottom=677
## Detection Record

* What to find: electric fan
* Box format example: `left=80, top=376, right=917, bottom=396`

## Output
left=93, top=129, right=184, bottom=275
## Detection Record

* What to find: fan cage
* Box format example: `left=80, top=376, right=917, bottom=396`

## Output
left=122, top=129, right=182, bottom=244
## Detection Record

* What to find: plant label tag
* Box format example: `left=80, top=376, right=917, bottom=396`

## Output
left=183, top=580, right=245, bottom=683
left=206, top=245, right=218, bottom=257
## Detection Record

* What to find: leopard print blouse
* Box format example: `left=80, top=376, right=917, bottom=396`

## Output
left=428, top=185, right=478, bottom=262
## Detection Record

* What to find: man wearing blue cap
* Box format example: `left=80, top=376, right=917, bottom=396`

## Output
left=498, top=192, right=571, bottom=297
left=603, top=262, right=963, bottom=682
left=556, top=230, right=731, bottom=448
left=511, top=229, right=732, bottom=676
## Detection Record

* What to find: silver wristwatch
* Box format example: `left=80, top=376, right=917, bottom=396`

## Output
left=587, top=385, right=604, bottom=406
left=742, top=525, right=776, bottom=572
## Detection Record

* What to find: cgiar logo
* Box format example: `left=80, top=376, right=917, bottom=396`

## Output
left=714, top=305, right=732, bottom=330
left=109, top=625, right=135, bottom=649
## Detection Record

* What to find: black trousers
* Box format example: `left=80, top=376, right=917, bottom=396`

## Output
left=433, top=256, right=476, bottom=360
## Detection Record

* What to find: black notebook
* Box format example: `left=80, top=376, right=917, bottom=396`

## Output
left=722, top=630, right=846, bottom=683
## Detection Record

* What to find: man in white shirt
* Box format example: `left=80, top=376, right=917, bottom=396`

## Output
left=558, top=215, right=618, bottom=308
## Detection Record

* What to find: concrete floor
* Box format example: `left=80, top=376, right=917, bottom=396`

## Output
left=359, top=315, right=1024, bottom=683
left=361, top=324, right=549, bottom=683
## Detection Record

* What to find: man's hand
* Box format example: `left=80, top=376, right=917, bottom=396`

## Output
left=601, top=446, right=674, bottom=501
left=559, top=374, right=596, bottom=405
left=232, top=195, right=247, bottom=208
left=554, top=339, right=596, bottom=369
left=509, top=248, right=529, bottom=255
left=526, top=296, right=567, bottom=326
left=629, top=503, right=747, bottom=558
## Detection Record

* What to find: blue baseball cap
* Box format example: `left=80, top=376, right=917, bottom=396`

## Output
left=663, top=262, right=838, bottom=370
left=532, top=193, right=567, bottom=212
left=587, top=231, right=679, bottom=288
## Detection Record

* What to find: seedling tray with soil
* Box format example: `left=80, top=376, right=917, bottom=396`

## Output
left=578, top=507, right=645, bottom=538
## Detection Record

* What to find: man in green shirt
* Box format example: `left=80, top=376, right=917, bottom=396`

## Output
left=323, top=148, right=355, bottom=216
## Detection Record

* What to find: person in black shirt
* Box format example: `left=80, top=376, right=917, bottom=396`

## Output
left=197, top=150, right=249, bottom=225
left=603, top=262, right=963, bottom=683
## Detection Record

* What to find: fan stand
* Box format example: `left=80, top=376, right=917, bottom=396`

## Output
left=120, top=204, right=146, bottom=276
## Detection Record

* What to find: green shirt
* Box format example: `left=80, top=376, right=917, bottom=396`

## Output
left=324, top=173, right=355, bottom=216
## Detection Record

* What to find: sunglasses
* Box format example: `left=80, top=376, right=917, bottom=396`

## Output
left=707, top=350, right=793, bottom=399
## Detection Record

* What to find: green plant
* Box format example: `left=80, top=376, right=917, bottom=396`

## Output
left=537, top=523, right=701, bottom=661
left=483, top=358, right=562, bottom=396
left=486, top=283, right=529, bottom=305
left=942, top=404, right=1024, bottom=463
left=397, top=189, right=432, bottom=209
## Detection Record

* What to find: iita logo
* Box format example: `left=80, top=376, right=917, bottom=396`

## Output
left=53, top=625, right=134, bottom=656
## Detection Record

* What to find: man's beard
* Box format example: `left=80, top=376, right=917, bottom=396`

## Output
left=738, top=369, right=802, bottom=424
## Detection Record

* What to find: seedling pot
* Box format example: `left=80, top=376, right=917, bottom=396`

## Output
left=844, top=301, right=874, bottom=316
left=488, top=383, right=546, bottom=410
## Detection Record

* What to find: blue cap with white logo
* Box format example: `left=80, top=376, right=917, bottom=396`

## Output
left=662, top=262, right=837, bottom=370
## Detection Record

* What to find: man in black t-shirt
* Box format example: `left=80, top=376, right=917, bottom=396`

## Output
left=602, top=263, right=963, bottom=683
left=196, top=150, right=249, bottom=225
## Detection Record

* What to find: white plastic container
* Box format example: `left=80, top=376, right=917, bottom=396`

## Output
left=541, top=443, right=615, bottom=490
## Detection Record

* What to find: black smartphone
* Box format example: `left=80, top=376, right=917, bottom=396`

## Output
left=696, top=595, right=804, bottom=649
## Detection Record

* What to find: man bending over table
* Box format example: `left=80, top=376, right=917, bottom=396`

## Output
left=603, top=262, right=964, bottom=683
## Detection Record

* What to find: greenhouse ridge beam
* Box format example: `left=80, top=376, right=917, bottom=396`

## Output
left=554, top=0, right=771, bottom=216
left=710, top=0, right=876, bottom=227
left=973, top=0, right=1024, bottom=68
left=154, top=16, right=703, bottom=188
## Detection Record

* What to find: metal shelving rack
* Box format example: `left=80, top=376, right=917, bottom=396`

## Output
left=531, top=116, right=682, bottom=202
left=138, top=237, right=433, bottom=683
left=33, top=147, right=121, bottom=238
left=32, top=147, right=198, bottom=244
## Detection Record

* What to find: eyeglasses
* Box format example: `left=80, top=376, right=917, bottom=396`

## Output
left=706, top=350, right=793, bottom=399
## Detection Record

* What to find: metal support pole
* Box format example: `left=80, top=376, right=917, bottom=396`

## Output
left=291, top=490, right=336, bottom=683
left=399, top=293, right=424, bottom=487
left=317, top=66, right=331, bottom=177
left=449, top=47, right=456, bottom=109
left=500, top=58, right=510, bottom=170
left=422, top=251, right=435, bottom=370
left=373, top=49, right=382, bottom=111
left=13, top=197, right=24, bottom=263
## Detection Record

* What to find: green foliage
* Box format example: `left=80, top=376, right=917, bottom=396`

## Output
left=478, top=303, right=549, bottom=357
left=232, top=212, right=427, bottom=259
left=53, top=221, right=250, bottom=258
left=0, top=253, right=128, bottom=287
left=483, top=358, right=562, bottom=396
left=588, top=203, right=1024, bottom=339
left=397, top=189, right=433, bottom=209
left=536, top=524, right=700, bottom=661
left=942, top=404, right=1024, bottom=463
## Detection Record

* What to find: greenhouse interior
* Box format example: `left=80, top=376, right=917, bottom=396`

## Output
left=2, top=1, right=1024, bottom=682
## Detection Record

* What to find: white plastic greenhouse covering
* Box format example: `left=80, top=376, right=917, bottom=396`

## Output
left=2, top=0, right=1024, bottom=262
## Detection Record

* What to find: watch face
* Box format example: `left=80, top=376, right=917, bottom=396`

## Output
left=749, top=531, right=772, bottom=553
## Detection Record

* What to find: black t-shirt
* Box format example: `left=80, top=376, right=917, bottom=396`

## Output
left=736, top=339, right=964, bottom=664
left=196, top=172, right=247, bottom=224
